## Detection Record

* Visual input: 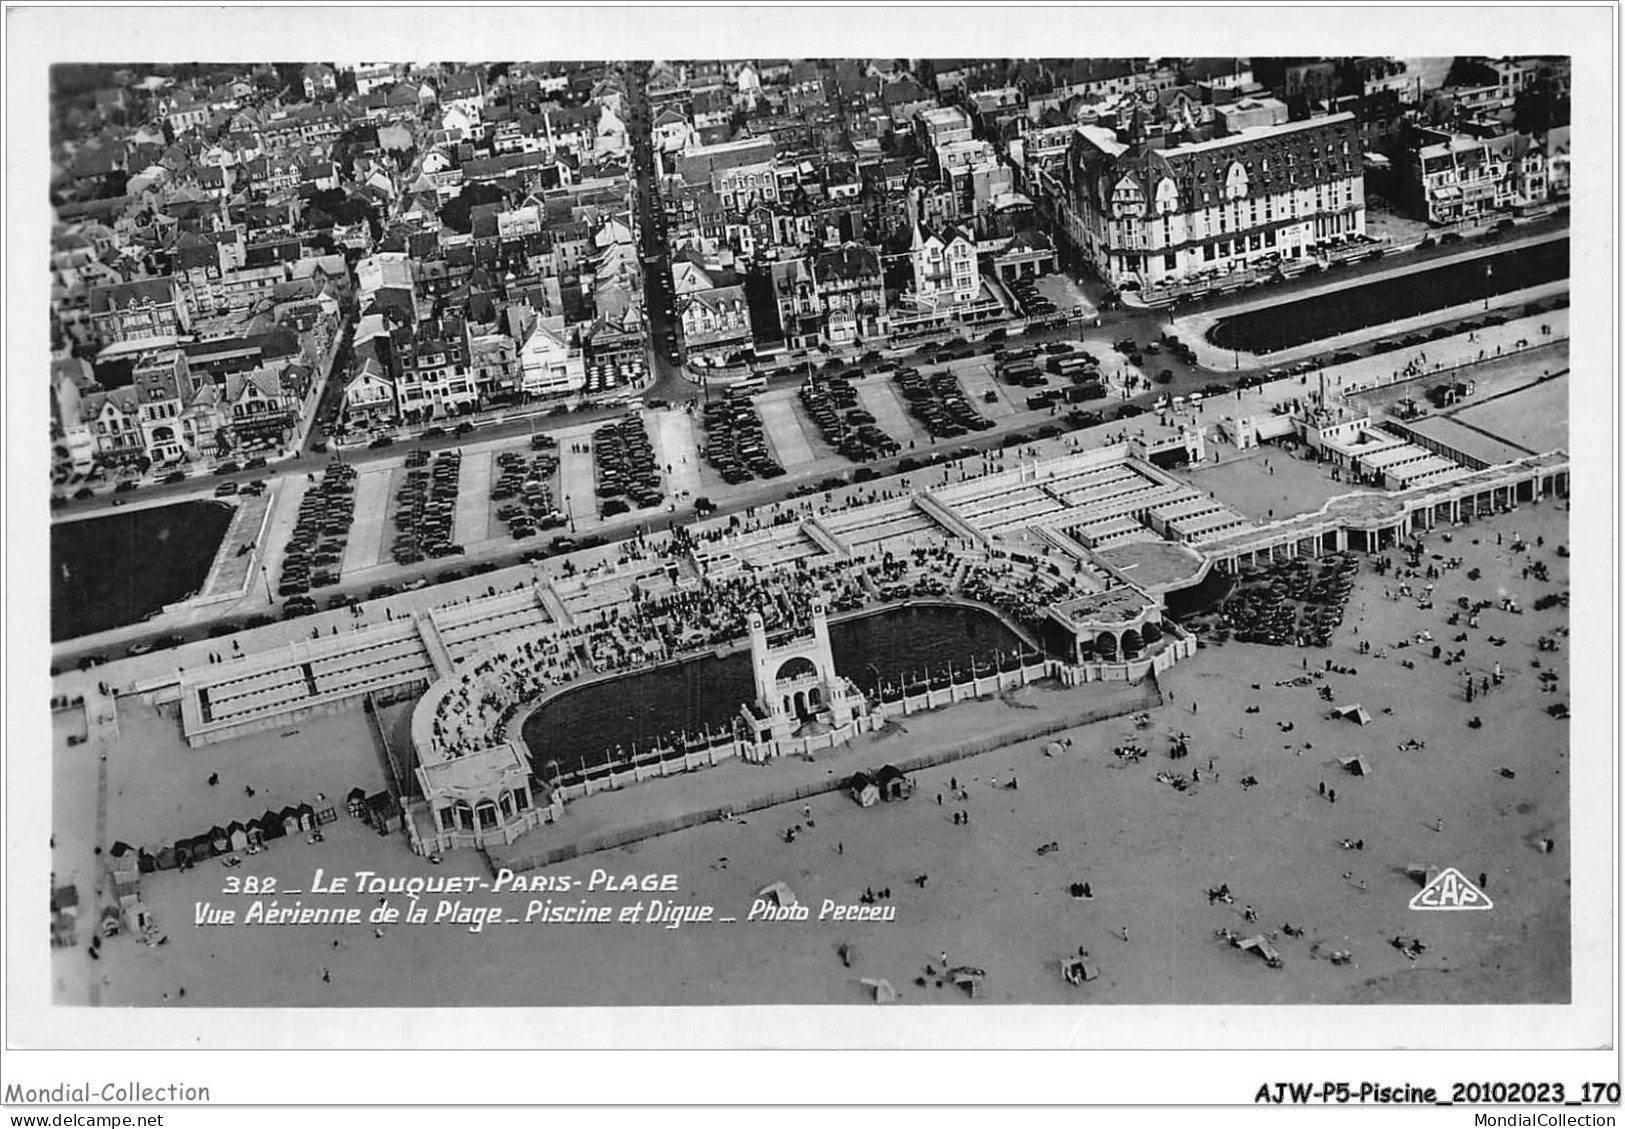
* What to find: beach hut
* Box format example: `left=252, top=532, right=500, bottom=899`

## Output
left=51, top=883, right=81, bottom=947
left=173, top=840, right=195, bottom=869
left=315, top=803, right=339, bottom=825
left=279, top=807, right=302, bottom=837
left=847, top=772, right=879, bottom=808
left=346, top=787, right=369, bottom=818
left=99, top=905, right=122, bottom=938
left=1332, top=703, right=1373, bottom=725
left=51, top=905, right=79, bottom=948
left=861, top=977, right=899, bottom=1004
left=367, top=792, right=403, bottom=834
left=1339, top=755, right=1372, bottom=777
left=258, top=809, right=287, bottom=841
left=876, top=765, right=913, bottom=802
left=187, top=831, right=218, bottom=861
left=209, top=825, right=231, bottom=854
left=137, top=848, right=158, bottom=875
left=113, top=873, right=142, bottom=907
left=296, top=802, right=317, bottom=831
left=154, top=844, right=178, bottom=871
left=756, top=881, right=798, bottom=909
left=227, top=822, right=249, bottom=852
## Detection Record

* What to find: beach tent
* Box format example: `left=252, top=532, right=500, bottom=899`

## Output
left=876, top=765, right=913, bottom=801
left=756, top=881, right=798, bottom=909
left=137, top=849, right=158, bottom=874
left=123, top=900, right=151, bottom=933
left=1339, top=755, right=1372, bottom=777
left=847, top=772, right=879, bottom=808
left=1061, top=956, right=1100, bottom=985
left=861, top=977, right=898, bottom=1004
left=209, top=825, right=231, bottom=854
left=949, top=966, right=986, bottom=998
left=154, top=844, right=178, bottom=871
left=1044, top=740, right=1067, bottom=758
left=1332, top=704, right=1373, bottom=725
left=1406, top=865, right=1443, bottom=889
left=1238, top=935, right=1282, bottom=965
left=347, top=787, right=369, bottom=818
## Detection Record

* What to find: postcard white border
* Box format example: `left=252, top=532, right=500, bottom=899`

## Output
left=3, top=1, right=1617, bottom=1107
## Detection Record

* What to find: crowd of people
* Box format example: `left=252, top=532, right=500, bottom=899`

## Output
left=425, top=523, right=1104, bottom=764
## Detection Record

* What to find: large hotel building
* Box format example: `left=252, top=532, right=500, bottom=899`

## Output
left=1043, top=111, right=1366, bottom=294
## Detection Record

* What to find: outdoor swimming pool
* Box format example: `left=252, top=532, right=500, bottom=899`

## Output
left=51, top=501, right=234, bottom=641
left=521, top=602, right=1026, bottom=775
left=1207, top=238, right=1569, bottom=353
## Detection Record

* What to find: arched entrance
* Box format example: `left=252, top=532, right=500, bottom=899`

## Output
left=1121, top=627, right=1143, bottom=658
left=776, top=656, right=818, bottom=682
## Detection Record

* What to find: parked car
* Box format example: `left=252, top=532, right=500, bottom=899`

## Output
left=114, top=479, right=139, bottom=493
left=72, top=486, right=95, bottom=500
left=213, top=461, right=240, bottom=476
left=215, top=481, right=238, bottom=496
left=161, top=470, right=187, bottom=485
left=368, top=436, right=395, bottom=449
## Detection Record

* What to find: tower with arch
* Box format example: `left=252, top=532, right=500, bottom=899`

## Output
left=744, top=599, right=860, bottom=746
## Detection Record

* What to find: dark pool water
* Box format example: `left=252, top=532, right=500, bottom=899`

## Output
left=1208, top=239, right=1568, bottom=353
left=522, top=602, right=1026, bottom=773
left=51, top=500, right=235, bottom=641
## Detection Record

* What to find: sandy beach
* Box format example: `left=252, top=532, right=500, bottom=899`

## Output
left=55, top=495, right=1569, bottom=1008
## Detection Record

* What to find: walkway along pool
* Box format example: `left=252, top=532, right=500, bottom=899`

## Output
left=1207, top=238, right=1569, bottom=354
left=521, top=602, right=1029, bottom=781
left=51, top=500, right=234, bottom=642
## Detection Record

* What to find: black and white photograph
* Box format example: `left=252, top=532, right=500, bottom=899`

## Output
left=3, top=1, right=1617, bottom=1117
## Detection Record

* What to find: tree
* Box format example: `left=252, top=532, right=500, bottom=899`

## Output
left=1514, top=72, right=1569, bottom=135
left=439, top=181, right=508, bottom=235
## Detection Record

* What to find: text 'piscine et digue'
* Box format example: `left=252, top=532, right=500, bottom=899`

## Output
left=192, top=867, right=897, bottom=932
